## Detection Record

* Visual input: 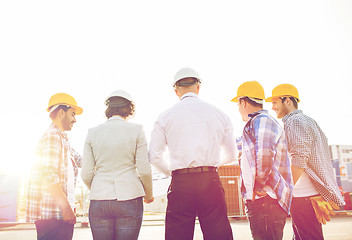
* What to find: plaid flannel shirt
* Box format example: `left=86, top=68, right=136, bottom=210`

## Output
left=26, top=124, right=82, bottom=222
left=239, top=110, right=293, bottom=213
left=283, top=110, right=345, bottom=206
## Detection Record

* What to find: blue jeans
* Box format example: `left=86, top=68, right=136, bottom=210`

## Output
left=35, top=219, right=74, bottom=240
left=291, top=196, right=324, bottom=240
left=245, top=195, right=287, bottom=240
left=89, top=198, right=143, bottom=240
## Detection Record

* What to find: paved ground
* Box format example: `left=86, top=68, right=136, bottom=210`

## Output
left=1, top=214, right=352, bottom=240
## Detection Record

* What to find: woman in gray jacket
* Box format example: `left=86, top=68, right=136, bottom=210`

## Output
left=81, top=90, right=154, bottom=240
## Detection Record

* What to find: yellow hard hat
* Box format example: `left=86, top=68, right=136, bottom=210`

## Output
left=265, top=84, right=300, bottom=102
left=231, top=81, right=265, bottom=102
left=47, top=93, right=83, bottom=115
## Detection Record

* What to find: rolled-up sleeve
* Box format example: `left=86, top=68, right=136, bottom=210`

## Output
left=285, top=118, right=312, bottom=169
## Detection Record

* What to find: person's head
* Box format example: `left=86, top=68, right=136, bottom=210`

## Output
left=265, top=84, right=299, bottom=119
left=105, top=90, right=135, bottom=120
left=173, top=67, right=201, bottom=99
left=47, top=93, right=83, bottom=131
left=231, top=81, right=265, bottom=122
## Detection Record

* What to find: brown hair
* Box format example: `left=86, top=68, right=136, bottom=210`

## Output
left=281, top=97, right=298, bottom=109
left=49, top=105, right=71, bottom=119
left=239, top=97, right=263, bottom=108
left=105, top=97, right=135, bottom=119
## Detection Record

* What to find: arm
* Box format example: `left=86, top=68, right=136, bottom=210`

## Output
left=149, top=120, right=171, bottom=177
left=285, top=118, right=312, bottom=183
left=41, top=132, right=75, bottom=224
left=49, top=184, right=76, bottom=224
left=253, top=116, right=277, bottom=191
left=221, top=116, right=236, bottom=165
left=81, top=130, right=95, bottom=189
left=135, top=127, right=154, bottom=203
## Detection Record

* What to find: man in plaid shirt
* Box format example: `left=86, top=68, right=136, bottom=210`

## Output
left=26, top=93, right=83, bottom=240
left=267, top=84, right=345, bottom=240
left=232, top=81, right=293, bottom=240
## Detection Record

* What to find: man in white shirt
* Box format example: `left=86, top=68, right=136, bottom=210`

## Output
left=149, top=67, right=235, bottom=240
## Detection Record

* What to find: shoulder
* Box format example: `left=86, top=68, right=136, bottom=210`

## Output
left=252, top=112, right=276, bottom=124
left=89, top=120, right=143, bottom=132
left=251, top=112, right=282, bottom=131
left=286, top=111, right=315, bottom=128
left=42, top=127, right=61, bottom=141
left=198, top=99, right=231, bottom=119
left=126, top=121, right=144, bottom=131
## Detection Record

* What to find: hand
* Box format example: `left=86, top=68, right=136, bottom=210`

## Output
left=144, top=197, right=155, bottom=204
left=310, top=196, right=339, bottom=225
left=62, top=205, right=76, bottom=225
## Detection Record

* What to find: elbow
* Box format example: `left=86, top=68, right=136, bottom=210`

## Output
left=81, top=171, right=92, bottom=189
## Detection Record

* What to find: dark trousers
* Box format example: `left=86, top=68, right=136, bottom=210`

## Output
left=165, top=171, right=233, bottom=240
left=35, top=219, right=74, bottom=240
left=291, top=196, right=324, bottom=240
left=245, top=195, right=287, bottom=240
left=89, top=198, right=143, bottom=240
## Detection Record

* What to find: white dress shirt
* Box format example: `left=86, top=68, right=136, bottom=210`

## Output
left=149, top=92, right=236, bottom=176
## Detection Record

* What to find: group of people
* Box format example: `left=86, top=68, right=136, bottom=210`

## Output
left=26, top=67, right=345, bottom=240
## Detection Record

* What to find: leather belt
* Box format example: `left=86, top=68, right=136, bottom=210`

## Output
left=172, top=166, right=217, bottom=176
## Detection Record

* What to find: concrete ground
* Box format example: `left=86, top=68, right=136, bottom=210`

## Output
left=1, top=213, right=352, bottom=240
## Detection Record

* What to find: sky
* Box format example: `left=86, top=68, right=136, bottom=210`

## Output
left=1, top=0, right=352, bottom=175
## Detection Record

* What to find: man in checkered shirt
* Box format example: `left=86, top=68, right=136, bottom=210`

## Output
left=26, top=93, right=83, bottom=240
left=232, top=81, right=293, bottom=240
left=266, top=84, right=345, bottom=240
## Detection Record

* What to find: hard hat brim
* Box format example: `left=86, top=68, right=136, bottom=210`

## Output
left=265, top=95, right=300, bottom=103
left=73, top=106, right=83, bottom=115
left=47, top=104, right=83, bottom=115
left=265, top=96, right=274, bottom=102
left=231, top=96, right=239, bottom=102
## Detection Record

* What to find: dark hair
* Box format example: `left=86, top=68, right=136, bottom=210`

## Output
left=239, top=97, right=263, bottom=108
left=105, top=97, right=135, bottom=119
left=281, top=97, right=298, bottom=109
left=49, top=105, right=71, bottom=119
left=175, top=77, right=200, bottom=87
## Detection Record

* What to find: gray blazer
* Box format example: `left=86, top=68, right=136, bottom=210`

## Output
left=81, top=116, right=153, bottom=201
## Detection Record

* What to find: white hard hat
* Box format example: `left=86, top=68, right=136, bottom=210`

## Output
left=105, top=90, right=134, bottom=106
left=173, top=67, right=201, bottom=87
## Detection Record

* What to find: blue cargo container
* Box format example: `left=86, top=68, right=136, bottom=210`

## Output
left=0, top=175, right=19, bottom=222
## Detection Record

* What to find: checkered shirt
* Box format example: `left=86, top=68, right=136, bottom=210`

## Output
left=26, top=124, right=82, bottom=222
left=283, top=110, right=345, bottom=206
left=240, top=110, right=293, bottom=213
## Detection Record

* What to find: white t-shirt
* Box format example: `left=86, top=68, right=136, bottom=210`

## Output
left=67, top=158, right=75, bottom=210
left=293, top=171, right=319, bottom=197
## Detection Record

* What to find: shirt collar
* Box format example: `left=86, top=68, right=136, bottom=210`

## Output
left=50, top=123, right=68, bottom=141
left=180, top=92, right=198, bottom=101
left=107, top=116, right=125, bottom=121
left=282, top=110, right=302, bottom=123
left=248, top=109, right=267, bottom=119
